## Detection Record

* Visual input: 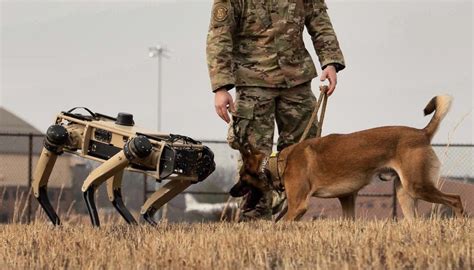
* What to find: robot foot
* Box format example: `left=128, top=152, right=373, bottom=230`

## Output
left=37, top=187, right=61, bottom=225
left=141, top=209, right=158, bottom=226
left=111, top=189, right=137, bottom=225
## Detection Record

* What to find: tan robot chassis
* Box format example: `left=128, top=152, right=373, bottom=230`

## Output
left=32, top=108, right=215, bottom=227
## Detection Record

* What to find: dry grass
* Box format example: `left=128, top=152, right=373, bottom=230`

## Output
left=0, top=219, right=472, bottom=270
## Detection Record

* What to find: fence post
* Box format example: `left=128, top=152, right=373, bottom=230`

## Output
left=392, top=179, right=397, bottom=220
left=27, top=133, right=33, bottom=224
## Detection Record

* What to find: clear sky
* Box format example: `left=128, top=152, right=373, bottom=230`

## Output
left=1, top=0, right=472, bottom=144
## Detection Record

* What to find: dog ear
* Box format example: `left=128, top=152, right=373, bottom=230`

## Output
left=239, top=144, right=252, bottom=159
left=239, top=144, right=265, bottom=173
left=248, top=143, right=263, bottom=156
left=247, top=143, right=259, bottom=155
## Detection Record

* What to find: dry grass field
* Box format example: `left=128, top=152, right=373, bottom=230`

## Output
left=0, top=219, right=472, bottom=269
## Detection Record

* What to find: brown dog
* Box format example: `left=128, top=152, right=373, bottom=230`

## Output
left=236, top=95, right=464, bottom=221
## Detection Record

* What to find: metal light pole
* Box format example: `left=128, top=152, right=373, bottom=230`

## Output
left=148, top=45, right=169, bottom=131
left=148, top=45, right=170, bottom=221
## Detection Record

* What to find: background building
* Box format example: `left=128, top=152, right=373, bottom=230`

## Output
left=0, top=107, right=73, bottom=222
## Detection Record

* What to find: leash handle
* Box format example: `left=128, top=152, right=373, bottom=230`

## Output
left=299, top=85, right=328, bottom=143
left=316, top=88, right=329, bottom=138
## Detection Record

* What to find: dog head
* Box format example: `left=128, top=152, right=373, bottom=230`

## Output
left=233, top=145, right=271, bottom=194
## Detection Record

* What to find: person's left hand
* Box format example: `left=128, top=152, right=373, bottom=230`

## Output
left=320, top=65, right=337, bottom=96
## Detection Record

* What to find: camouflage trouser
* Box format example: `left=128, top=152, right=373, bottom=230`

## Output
left=228, top=81, right=318, bottom=221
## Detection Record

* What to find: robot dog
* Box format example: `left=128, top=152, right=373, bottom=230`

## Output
left=32, top=108, right=215, bottom=226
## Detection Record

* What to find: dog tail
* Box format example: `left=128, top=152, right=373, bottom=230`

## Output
left=423, top=95, right=452, bottom=140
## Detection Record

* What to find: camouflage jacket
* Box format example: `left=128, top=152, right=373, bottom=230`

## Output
left=206, top=0, right=345, bottom=92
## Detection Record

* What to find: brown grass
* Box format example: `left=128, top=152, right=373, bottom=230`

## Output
left=0, top=219, right=472, bottom=269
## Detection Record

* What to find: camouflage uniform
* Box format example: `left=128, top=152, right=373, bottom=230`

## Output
left=206, top=0, right=345, bottom=220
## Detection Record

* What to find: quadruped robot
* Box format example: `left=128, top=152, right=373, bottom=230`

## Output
left=32, top=108, right=215, bottom=226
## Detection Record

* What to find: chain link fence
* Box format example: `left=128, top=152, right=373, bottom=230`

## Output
left=0, top=133, right=75, bottom=223
left=0, top=133, right=472, bottom=223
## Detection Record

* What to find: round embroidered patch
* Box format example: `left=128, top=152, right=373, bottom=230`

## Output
left=213, top=4, right=229, bottom=22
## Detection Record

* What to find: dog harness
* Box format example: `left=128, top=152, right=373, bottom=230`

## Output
left=259, top=152, right=285, bottom=191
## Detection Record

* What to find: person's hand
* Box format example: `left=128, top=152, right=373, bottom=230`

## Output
left=214, top=88, right=235, bottom=123
left=320, top=65, right=338, bottom=96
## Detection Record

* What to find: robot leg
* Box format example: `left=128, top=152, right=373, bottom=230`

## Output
left=32, top=125, right=69, bottom=225
left=140, top=180, right=191, bottom=226
left=82, top=136, right=153, bottom=227
left=106, top=170, right=138, bottom=225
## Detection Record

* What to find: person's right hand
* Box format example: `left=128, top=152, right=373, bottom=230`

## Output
left=214, top=89, right=235, bottom=123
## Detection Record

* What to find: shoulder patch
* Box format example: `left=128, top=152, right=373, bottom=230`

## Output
left=213, top=3, right=229, bottom=22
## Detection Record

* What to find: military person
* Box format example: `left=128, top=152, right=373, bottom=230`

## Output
left=207, top=0, right=345, bottom=220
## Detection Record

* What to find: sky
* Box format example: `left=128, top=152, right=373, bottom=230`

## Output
left=1, top=0, right=473, bottom=144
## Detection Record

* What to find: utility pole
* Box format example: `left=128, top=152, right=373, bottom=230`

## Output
left=147, top=45, right=170, bottom=221
left=148, top=45, right=169, bottom=131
